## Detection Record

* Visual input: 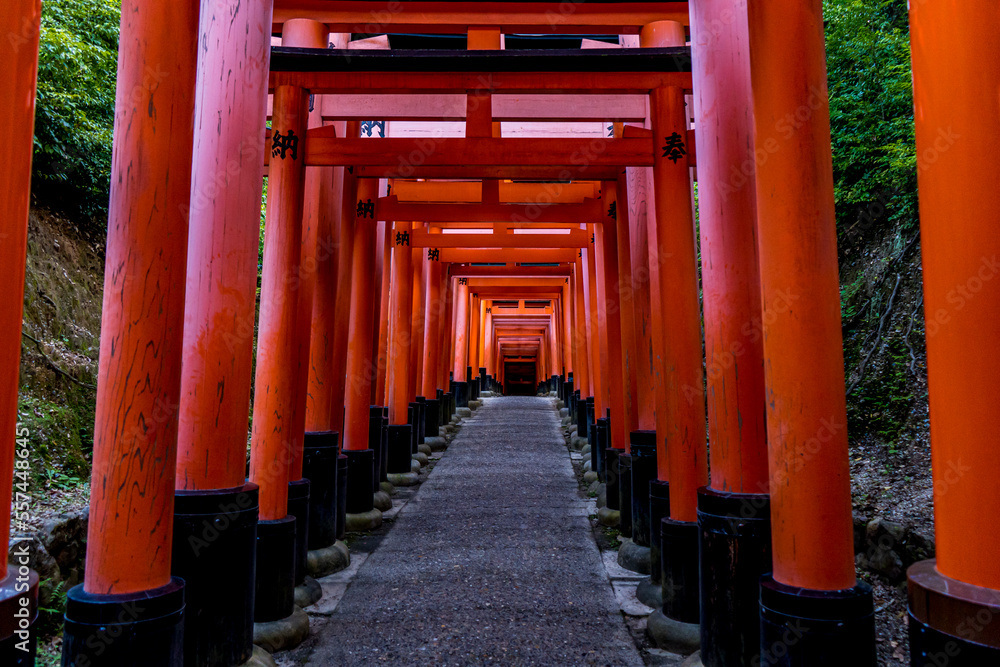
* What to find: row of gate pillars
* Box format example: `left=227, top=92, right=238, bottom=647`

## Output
left=2, top=1, right=1000, bottom=667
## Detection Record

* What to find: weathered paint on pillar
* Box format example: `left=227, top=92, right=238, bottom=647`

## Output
left=176, top=0, right=273, bottom=491
left=387, top=222, right=414, bottom=424
left=572, top=259, right=590, bottom=398
left=649, top=81, right=708, bottom=524
left=285, top=20, right=330, bottom=482
left=453, top=279, right=470, bottom=379
left=409, top=235, right=426, bottom=397
left=641, top=21, right=686, bottom=482
left=325, top=122, right=360, bottom=433
left=422, top=228, right=444, bottom=396
left=910, top=0, right=1000, bottom=591
left=614, top=170, right=641, bottom=445
left=374, top=217, right=392, bottom=406
left=343, top=178, right=380, bottom=451
left=1, top=0, right=41, bottom=547
left=691, top=0, right=769, bottom=494
left=596, top=182, right=628, bottom=449
left=370, top=185, right=388, bottom=404
left=746, top=0, right=855, bottom=590
left=84, top=0, right=199, bottom=594
left=249, top=79, right=310, bottom=522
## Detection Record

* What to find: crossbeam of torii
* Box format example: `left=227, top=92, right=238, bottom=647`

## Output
left=271, top=1, right=691, bottom=34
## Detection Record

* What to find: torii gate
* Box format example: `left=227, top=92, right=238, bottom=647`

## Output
left=4, top=2, right=998, bottom=666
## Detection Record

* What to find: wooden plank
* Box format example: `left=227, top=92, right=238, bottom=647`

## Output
left=269, top=47, right=693, bottom=94
left=438, top=248, right=576, bottom=263
left=305, top=135, right=653, bottom=167
left=312, top=93, right=646, bottom=122
left=412, top=228, right=589, bottom=248
left=379, top=195, right=604, bottom=224
left=272, top=1, right=691, bottom=34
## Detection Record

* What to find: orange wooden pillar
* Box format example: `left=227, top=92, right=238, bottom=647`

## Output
left=325, top=127, right=359, bottom=436
left=747, top=3, right=875, bottom=662
left=342, top=177, right=382, bottom=525
left=468, top=293, right=481, bottom=383
left=244, top=24, right=314, bottom=633
left=452, top=278, right=471, bottom=407
left=374, top=218, right=392, bottom=406
left=689, top=1, right=773, bottom=663
left=625, top=141, right=656, bottom=434
left=598, top=181, right=631, bottom=453
left=62, top=0, right=198, bottom=662
left=386, top=221, right=417, bottom=480
left=1, top=0, right=41, bottom=657
left=304, top=113, right=350, bottom=435
left=409, top=237, right=426, bottom=402
left=644, top=19, right=709, bottom=630
left=608, top=175, right=640, bottom=451
left=906, top=3, right=1000, bottom=662
left=483, top=300, right=497, bottom=380
left=169, top=1, right=274, bottom=663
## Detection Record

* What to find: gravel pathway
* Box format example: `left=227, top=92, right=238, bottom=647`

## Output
left=304, top=396, right=643, bottom=666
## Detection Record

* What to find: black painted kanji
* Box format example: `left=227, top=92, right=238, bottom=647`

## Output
left=608, top=201, right=617, bottom=221
left=662, top=132, right=687, bottom=164
left=271, top=130, right=299, bottom=160
left=357, top=198, right=375, bottom=219
left=395, top=231, right=410, bottom=246
left=428, top=248, right=440, bottom=261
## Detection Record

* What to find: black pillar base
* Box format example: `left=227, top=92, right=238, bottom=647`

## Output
left=479, top=367, right=487, bottom=390
left=380, top=410, right=390, bottom=481
left=1, top=564, right=38, bottom=666
left=760, top=576, right=875, bottom=667
left=172, top=483, right=258, bottom=667
left=605, top=449, right=621, bottom=511
left=368, top=408, right=384, bottom=488
left=254, top=516, right=296, bottom=623
left=908, top=559, right=1000, bottom=667
left=408, top=403, right=421, bottom=454
left=443, top=392, right=454, bottom=421
left=335, top=454, right=348, bottom=541
left=454, top=381, right=469, bottom=408
left=618, top=453, right=633, bottom=539
left=345, top=449, right=375, bottom=514
left=387, top=425, right=413, bottom=474
left=661, top=518, right=700, bottom=625
left=287, top=479, right=311, bottom=587
left=698, top=487, right=772, bottom=667
left=63, top=578, right=185, bottom=666
left=595, top=417, right=609, bottom=481
left=415, top=396, right=427, bottom=445
left=648, top=480, right=671, bottom=586
left=303, top=431, right=338, bottom=550
left=424, top=398, right=440, bottom=438
left=630, top=430, right=657, bottom=547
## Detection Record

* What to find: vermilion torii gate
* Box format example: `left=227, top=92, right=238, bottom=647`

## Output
left=2, top=1, right=999, bottom=666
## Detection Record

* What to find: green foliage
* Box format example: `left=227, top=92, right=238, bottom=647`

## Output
left=16, top=395, right=92, bottom=490
left=33, top=0, right=121, bottom=220
left=846, top=338, right=914, bottom=444
left=825, top=0, right=917, bottom=239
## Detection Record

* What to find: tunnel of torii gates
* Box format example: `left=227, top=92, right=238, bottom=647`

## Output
left=0, top=1, right=997, bottom=666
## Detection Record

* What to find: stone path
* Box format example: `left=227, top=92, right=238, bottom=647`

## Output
left=302, top=396, right=644, bottom=666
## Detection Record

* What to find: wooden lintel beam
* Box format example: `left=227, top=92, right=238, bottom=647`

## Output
left=438, top=248, right=576, bottom=263
left=413, top=230, right=589, bottom=249
left=269, top=47, right=693, bottom=94
left=315, top=93, right=647, bottom=122
left=272, top=2, right=691, bottom=34
left=303, top=135, right=653, bottom=168
left=378, top=195, right=604, bottom=224
left=449, top=266, right=571, bottom=278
